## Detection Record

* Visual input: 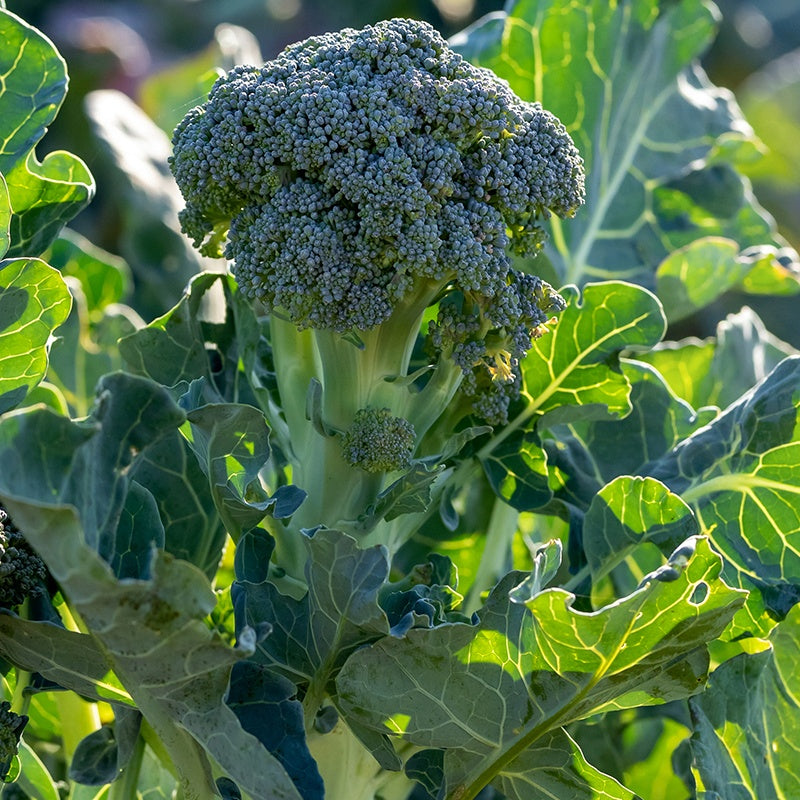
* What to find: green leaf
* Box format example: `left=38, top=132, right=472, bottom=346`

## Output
left=491, top=728, right=638, bottom=800
left=583, top=476, right=699, bottom=588
left=69, top=710, right=141, bottom=786
left=544, top=359, right=714, bottom=513
left=522, top=282, right=666, bottom=426
left=337, top=537, right=744, bottom=800
left=0, top=9, right=94, bottom=256
left=233, top=528, right=390, bottom=698
left=181, top=401, right=302, bottom=538
left=650, top=356, right=800, bottom=636
left=655, top=238, right=798, bottom=324
left=689, top=604, right=800, bottom=799
left=0, top=613, right=133, bottom=705
left=43, top=229, right=132, bottom=312
left=0, top=257, right=72, bottom=413
left=454, top=0, right=799, bottom=289
left=131, top=432, right=226, bottom=578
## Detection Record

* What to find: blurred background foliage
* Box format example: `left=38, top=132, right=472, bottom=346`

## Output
left=6, top=0, right=800, bottom=341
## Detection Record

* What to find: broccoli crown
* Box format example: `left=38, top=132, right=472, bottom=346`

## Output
left=170, top=17, right=584, bottom=338
left=0, top=506, right=48, bottom=609
left=341, top=408, right=416, bottom=473
left=0, top=701, right=28, bottom=781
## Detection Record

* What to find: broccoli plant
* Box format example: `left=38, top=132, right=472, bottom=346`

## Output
left=1, top=3, right=800, bottom=800
left=169, top=18, right=583, bottom=574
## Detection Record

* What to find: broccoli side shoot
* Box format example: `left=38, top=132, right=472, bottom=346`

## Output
left=0, top=505, right=48, bottom=610
left=170, top=18, right=584, bottom=564
left=341, top=408, right=416, bottom=473
left=0, top=701, right=28, bottom=782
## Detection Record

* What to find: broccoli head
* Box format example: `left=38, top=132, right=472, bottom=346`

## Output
left=171, top=18, right=582, bottom=326
left=0, top=505, right=47, bottom=610
left=0, top=701, right=27, bottom=782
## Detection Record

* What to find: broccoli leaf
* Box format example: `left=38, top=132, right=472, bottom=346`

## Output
left=454, top=0, right=800, bottom=294
left=232, top=528, right=390, bottom=697
left=647, top=356, right=800, bottom=636
left=0, top=257, right=72, bottom=414
left=180, top=401, right=303, bottom=538
left=689, top=604, right=800, bottom=798
left=0, top=613, right=132, bottom=705
left=0, top=9, right=94, bottom=257
left=337, top=537, right=743, bottom=800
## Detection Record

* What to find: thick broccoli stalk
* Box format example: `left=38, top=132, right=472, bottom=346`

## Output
left=0, top=701, right=28, bottom=782
left=0, top=505, right=48, bottom=610
left=170, top=18, right=584, bottom=567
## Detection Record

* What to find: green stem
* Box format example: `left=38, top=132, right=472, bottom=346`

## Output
left=54, top=691, right=100, bottom=762
left=109, top=733, right=146, bottom=800
left=464, top=498, right=519, bottom=614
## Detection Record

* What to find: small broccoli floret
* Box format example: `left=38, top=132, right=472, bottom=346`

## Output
left=0, top=701, right=28, bottom=782
left=0, top=506, right=47, bottom=610
left=341, top=408, right=416, bottom=474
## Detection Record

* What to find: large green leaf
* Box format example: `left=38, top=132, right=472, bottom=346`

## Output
left=0, top=257, right=72, bottom=413
left=655, top=237, right=799, bottom=324
left=181, top=401, right=304, bottom=538
left=453, top=0, right=800, bottom=292
left=0, top=9, right=93, bottom=256
left=543, top=359, right=715, bottom=514
left=689, top=604, right=800, bottom=799
left=582, top=476, right=699, bottom=600
left=337, top=537, right=744, bottom=800
left=650, top=356, right=800, bottom=636
left=0, top=613, right=132, bottom=706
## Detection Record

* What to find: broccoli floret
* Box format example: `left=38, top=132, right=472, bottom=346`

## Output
left=341, top=408, right=416, bottom=473
left=170, top=19, right=584, bottom=567
left=0, top=701, right=28, bottom=782
left=0, top=506, right=47, bottom=610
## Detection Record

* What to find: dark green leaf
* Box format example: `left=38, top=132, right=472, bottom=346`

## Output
left=226, top=661, right=324, bottom=800
left=650, top=356, right=800, bottom=636
left=233, top=528, right=389, bottom=703
left=69, top=710, right=141, bottom=786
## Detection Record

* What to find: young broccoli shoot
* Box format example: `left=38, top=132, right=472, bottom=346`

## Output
left=0, top=505, right=48, bottom=610
left=341, top=408, right=416, bottom=473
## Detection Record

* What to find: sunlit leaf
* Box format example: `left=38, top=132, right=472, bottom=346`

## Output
left=0, top=9, right=94, bottom=256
